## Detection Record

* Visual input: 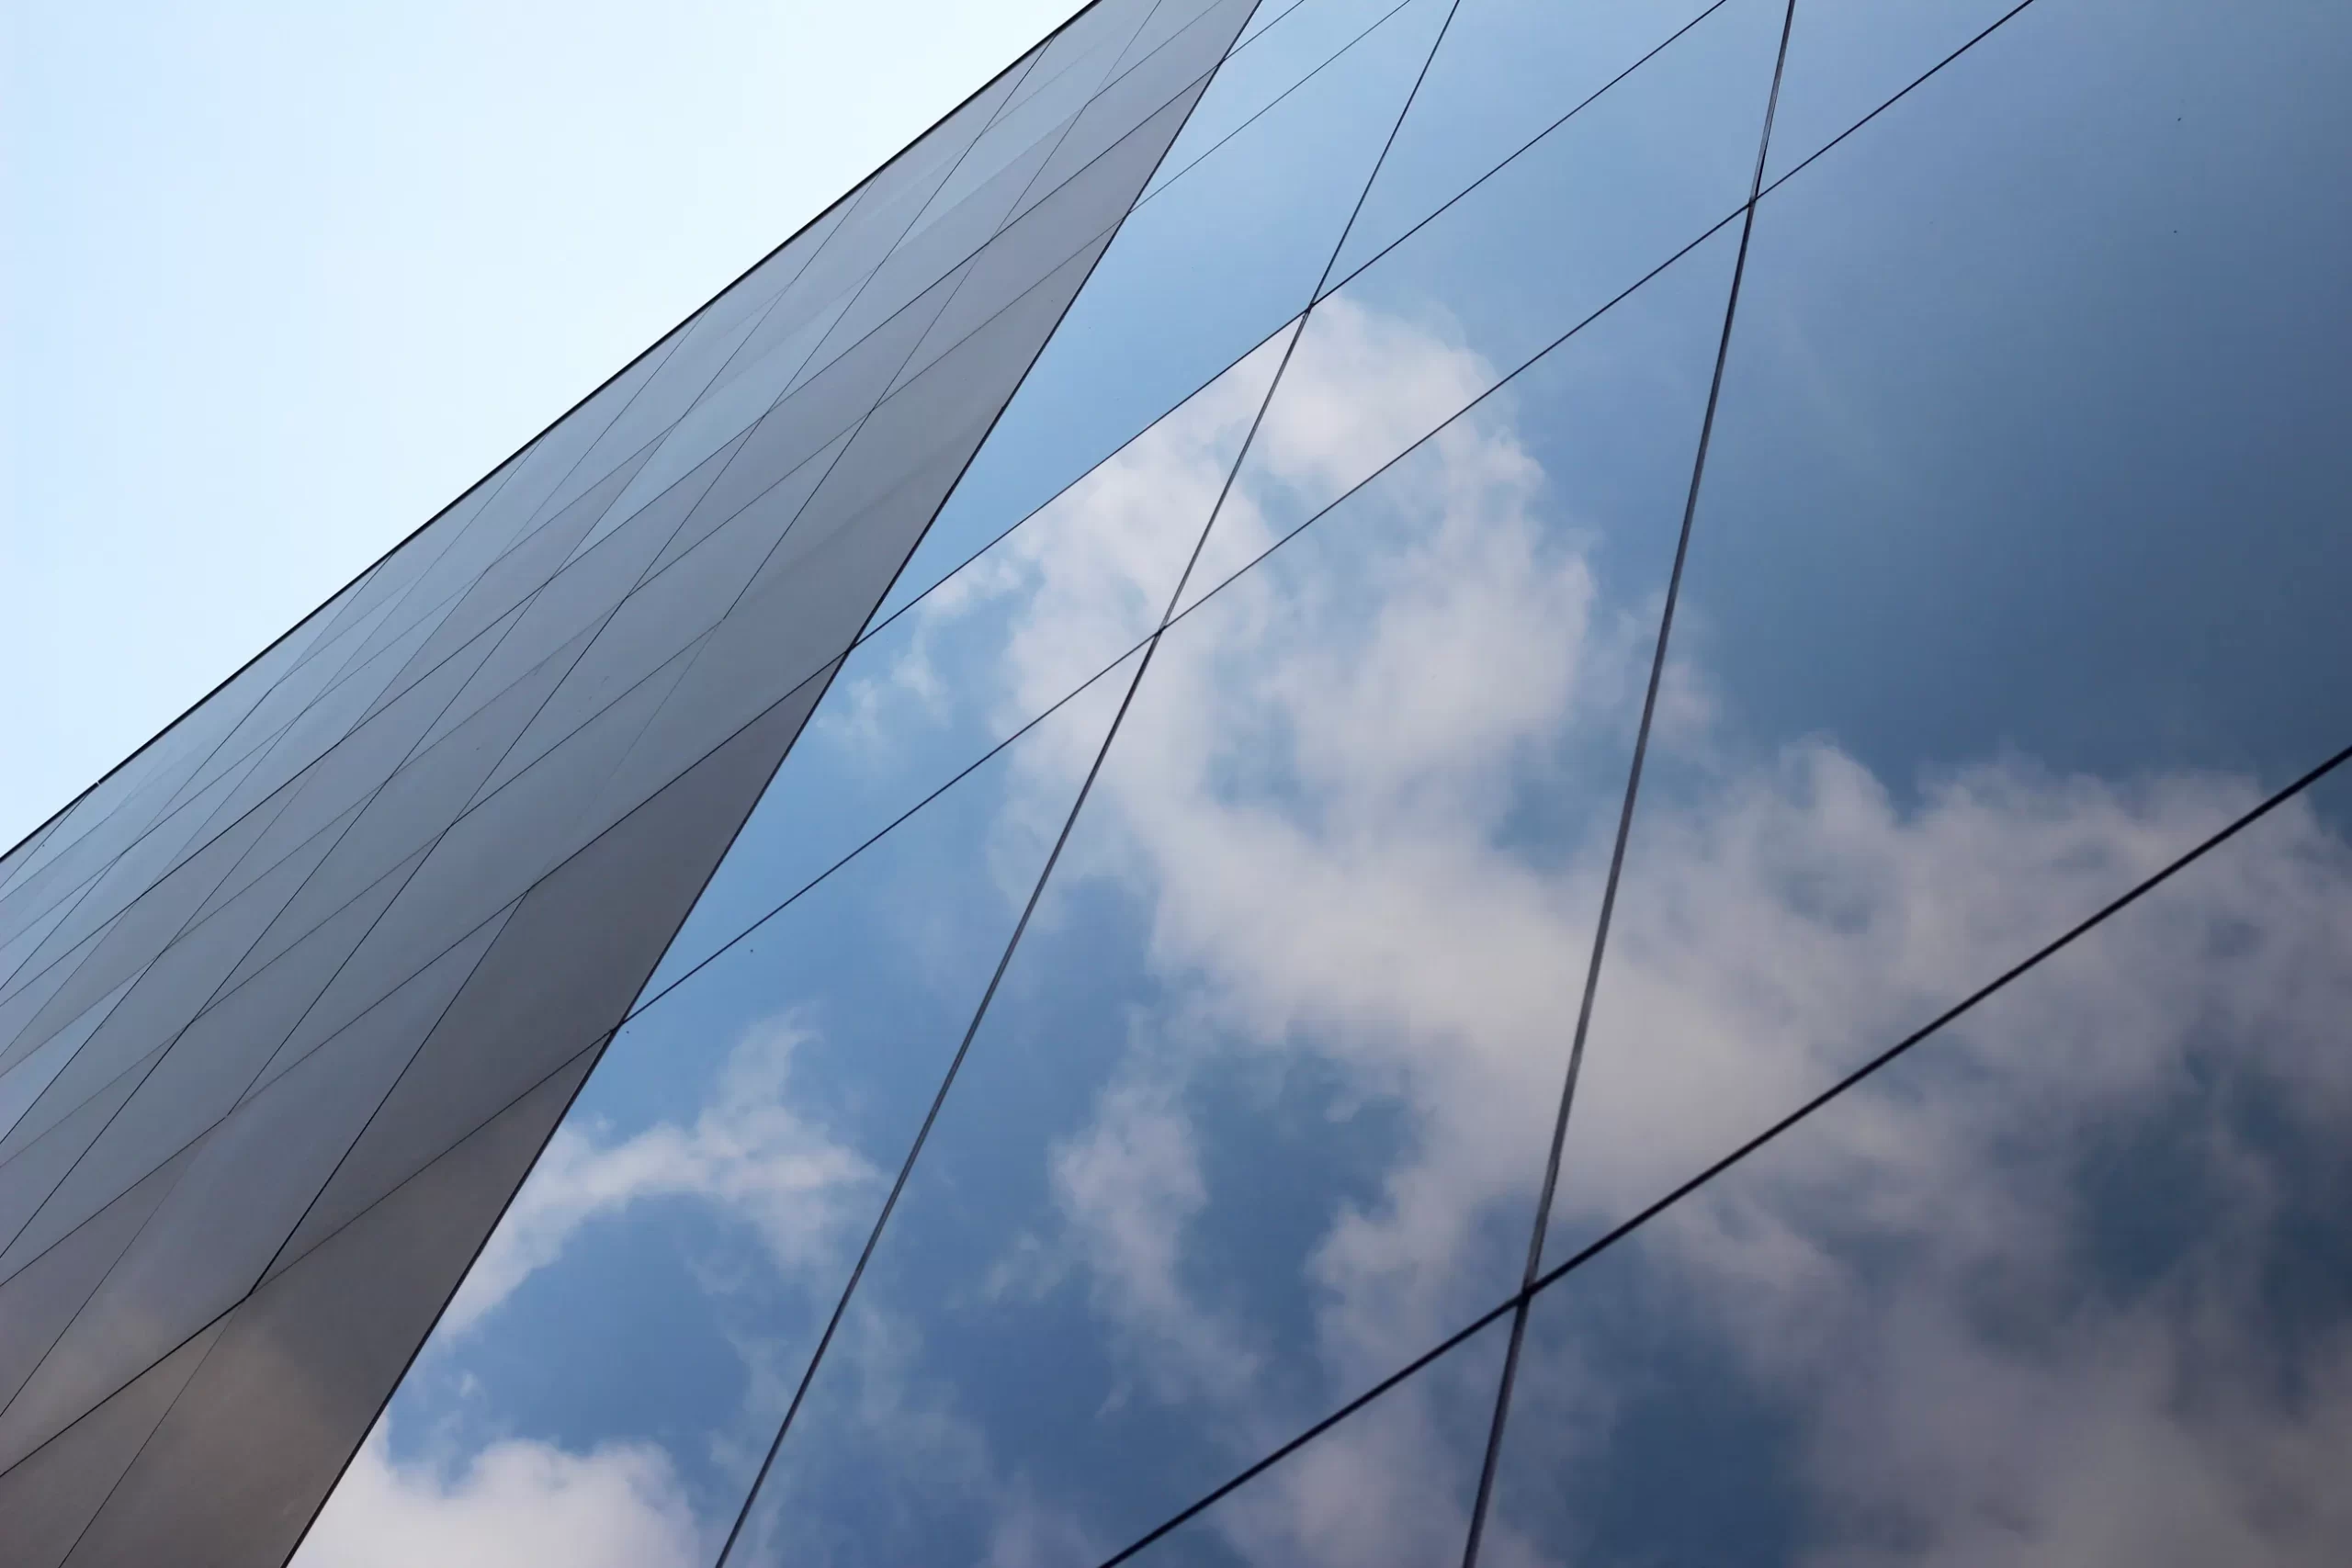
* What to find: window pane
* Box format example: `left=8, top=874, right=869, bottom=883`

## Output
left=1493, top=768, right=2352, bottom=1566
left=1547, top=0, right=2352, bottom=1271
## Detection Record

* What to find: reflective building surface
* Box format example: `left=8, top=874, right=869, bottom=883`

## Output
left=4, top=1, right=2349, bottom=1563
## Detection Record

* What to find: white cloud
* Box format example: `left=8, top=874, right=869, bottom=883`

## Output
left=1598, top=778, right=2352, bottom=1567
left=1048, top=1075, right=1270, bottom=1417
left=440, top=1012, right=876, bottom=1337
left=294, top=1426, right=704, bottom=1568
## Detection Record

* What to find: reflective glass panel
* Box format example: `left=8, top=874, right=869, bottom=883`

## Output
left=650, top=325, right=1296, bottom=998
left=873, top=0, right=1453, bottom=634
left=1491, top=767, right=2352, bottom=1567
left=1176, top=0, right=1779, bottom=612
left=720, top=230, right=1736, bottom=1562
left=296, top=650, right=1144, bottom=1562
left=1547, top=0, right=2352, bottom=1269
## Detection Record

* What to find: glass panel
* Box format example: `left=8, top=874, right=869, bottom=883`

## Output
left=3, top=762, right=288, bottom=1077
left=537, top=184, right=861, bottom=538
left=1177, top=0, right=1778, bottom=614
left=1762, top=0, right=2022, bottom=184
left=1490, top=767, right=2352, bottom=1568
left=0, top=895, right=77, bottom=1007
left=120, top=604, right=407, bottom=856
left=1142, top=0, right=1414, bottom=200
left=882, top=81, right=1210, bottom=399
left=362, top=438, right=662, bottom=719
left=473, top=434, right=851, bottom=800
left=280, top=636, right=702, bottom=1067
left=0, top=931, right=107, bottom=1092
left=0, top=833, right=421, bottom=1230
left=0, top=1042, right=166, bottom=1308
left=869, top=0, right=1453, bottom=631
left=1030, top=1316, right=1506, bottom=1568
left=0, top=809, right=356, bottom=1208
left=219, top=625, right=575, bottom=993
left=319, top=649, right=1144, bottom=1562
left=0, top=977, right=136, bottom=1153
left=443, top=471, right=704, bottom=806
left=648, top=325, right=1296, bottom=998
left=268, top=679, right=809, bottom=1279
left=511, top=326, right=696, bottom=536
left=413, top=434, right=752, bottom=761
left=0, top=1150, right=192, bottom=1417
left=0, top=839, right=431, bottom=1283
left=177, top=603, right=460, bottom=860
left=1235, top=0, right=1307, bottom=50
left=1112, top=0, right=1242, bottom=78
left=0, top=750, right=270, bottom=999
left=894, top=85, right=1070, bottom=267
left=1547, top=0, right=2352, bottom=1270
left=243, top=885, right=513, bottom=1107
left=0, top=1317, right=224, bottom=1568
left=199, top=596, right=520, bottom=904
left=572, top=234, right=1112, bottom=843
left=658, top=258, right=976, bottom=557
left=991, top=0, right=1164, bottom=144
left=1009, top=0, right=1258, bottom=220
left=8, top=626, right=300, bottom=917
left=706, top=110, right=996, bottom=428
left=443, top=377, right=645, bottom=566
left=0, top=908, right=511, bottom=1472
left=1331, top=0, right=1736, bottom=287
left=0, top=822, right=62, bottom=908
left=719, top=230, right=1736, bottom=1562
left=2, top=702, right=238, bottom=923
left=480, top=336, right=675, bottom=546
left=72, top=1049, right=596, bottom=1568
left=778, top=77, right=1038, bottom=397
left=573, top=294, right=855, bottom=566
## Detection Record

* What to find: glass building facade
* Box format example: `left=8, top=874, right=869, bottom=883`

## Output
left=5, top=0, right=2351, bottom=1562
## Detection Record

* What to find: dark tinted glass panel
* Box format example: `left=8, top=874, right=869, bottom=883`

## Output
left=0, top=1039, right=164, bottom=1257
left=0, top=1319, right=224, bottom=1568
left=0, top=1149, right=190, bottom=1416
left=281, top=637, right=701, bottom=1063
left=0, top=888, right=494, bottom=1473
left=1546, top=0, right=2352, bottom=1270
left=268, top=679, right=818, bottom=1280
left=0, top=976, right=133, bottom=1147
left=68, top=1051, right=596, bottom=1568
left=0, top=830, right=391, bottom=1277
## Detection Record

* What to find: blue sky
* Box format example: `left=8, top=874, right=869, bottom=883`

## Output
left=2, top=0, right=1090, bottom=852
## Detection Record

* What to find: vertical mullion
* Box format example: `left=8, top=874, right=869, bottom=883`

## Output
left=1455, top=1, right=1802, bottom=1562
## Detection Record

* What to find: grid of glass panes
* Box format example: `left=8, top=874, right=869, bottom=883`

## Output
left=8, top=0, right=2352, bottom=1563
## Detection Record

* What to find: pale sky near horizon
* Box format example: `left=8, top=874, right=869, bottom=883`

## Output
left=1, top=0, right=1091, bottom=852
